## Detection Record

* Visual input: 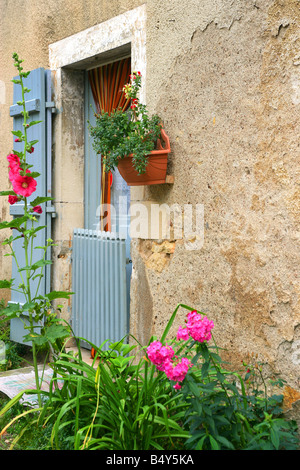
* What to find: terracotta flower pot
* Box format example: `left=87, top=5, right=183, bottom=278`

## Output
left=117, top=127, right=171, bottom=186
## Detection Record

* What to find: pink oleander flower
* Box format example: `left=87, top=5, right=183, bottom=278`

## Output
left=146, top=341, right=174, bottom=370
left=12, top=170, right=37, bottom=197
left=8, top=195, right=19, bottom=205
left=32, top=205, right=42, bottom=214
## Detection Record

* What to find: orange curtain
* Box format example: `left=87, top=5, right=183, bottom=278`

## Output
left=88, top=58, right=131, bottom=231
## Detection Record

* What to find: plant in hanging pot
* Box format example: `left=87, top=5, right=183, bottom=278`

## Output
left=89, top=71, right=171, bottom=186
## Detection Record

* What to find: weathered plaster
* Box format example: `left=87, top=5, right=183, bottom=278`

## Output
left=130, top=0, right=300, bottom=397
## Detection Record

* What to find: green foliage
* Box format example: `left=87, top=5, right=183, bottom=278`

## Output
left=89, top=71, right=162, bottom=175
left=33, top=338, right=189, bottom=450
left=1, top=304, right=298, bottom=451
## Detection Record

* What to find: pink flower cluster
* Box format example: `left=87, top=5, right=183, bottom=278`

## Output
left=147, top=311, right=214, bottom=390
left=147, top=340, right=192, bottom=390
left=7, top=153, right=37, bottom=199
left=177, top=310, right=214, bottom=343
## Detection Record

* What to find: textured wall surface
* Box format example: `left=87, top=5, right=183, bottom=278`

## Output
left=0, top=0, right=299, bottom=405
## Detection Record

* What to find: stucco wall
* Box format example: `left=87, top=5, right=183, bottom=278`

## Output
left=0, top=0, right=299, bottom=408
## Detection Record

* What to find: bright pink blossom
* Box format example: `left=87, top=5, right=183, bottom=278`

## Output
left=164, top=357, right=191, bottom=382
left=176, top=325, right=190, bottom=341
left=7, top=154, right=20, bottom=183
left=7, top=153, right=20, bottom=169
left=8, top=195, right=19, bottom=205
left=161, top=356, right=192, bottom=389
left=185, top=310, right=214, bottom=343
left=146, top=341, right=174, bottom=371
left=12, top=170, right=37, bottom=198
left=147, top=340, right=192, bottom=390
left=32, top=205, right=42, bottom=214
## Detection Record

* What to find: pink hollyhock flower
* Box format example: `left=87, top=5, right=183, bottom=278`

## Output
left=7, top=154, right=21, bottom=184
left=8, top=195, right=19, bottom=205
left=32, top=205, right=42, bottom=214
left=27, top=146, right=34, bottom=154
left=12, top=170, right=37, bottom=198
left=7, top=153, right=20, bottom=169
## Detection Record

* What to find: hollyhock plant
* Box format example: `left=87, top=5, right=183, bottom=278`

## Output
left=0, top=53, right=73, bottom=410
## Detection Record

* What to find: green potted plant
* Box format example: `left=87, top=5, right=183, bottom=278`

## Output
left=89, top=71, right=171, bottom=186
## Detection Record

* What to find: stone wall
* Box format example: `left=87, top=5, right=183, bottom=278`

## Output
left=0, top=0, right=299, bottom=406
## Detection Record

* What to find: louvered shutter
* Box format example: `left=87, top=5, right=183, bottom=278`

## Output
left=9, top=68, right=55, bottom=344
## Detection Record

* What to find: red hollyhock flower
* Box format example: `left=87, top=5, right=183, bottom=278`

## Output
left=8, top=195, right=19, bottom=205
left=32, top=205, right=42, bottom=214
left=7, top=153, right=20, bottom=172
left=7, top=154, right=21, bottom=184
left=27, top=146, right=34, bottom=154
left=12, top=170, right=37, bottom=197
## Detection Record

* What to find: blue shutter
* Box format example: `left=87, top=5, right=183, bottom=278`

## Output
left=9, top=68, right=55, bottom=344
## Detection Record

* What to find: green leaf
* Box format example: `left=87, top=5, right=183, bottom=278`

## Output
left=215, top=435, right=235, bottom=450
left=29, top=172, right=40, bottom=178
left=19, top=170, right=40, bottom=179
left=11, top=130, right=23, bottom=138
left=1, top=302, right=21, bottom=319
left=30, top=196, right=53, bottom=207
left=33, top=324, right=70, bottom=346
left=209, top=434, right=220, bottom=450
left=0, top=279, right=13, bottom=289
left=32, top=259, right=52, bottom=269
left=201, top=361, right=210, bottom=378
left=0, top=215, right=28, bottom=230
left=0, top=191, right=17, bottom=196
left=271, top=427, right=280, bottom=450
left=22, top=301, right=36, bottom=311
left=45, top=291, right=74, bottom=301
left=27, top=120, right=42, bottom=128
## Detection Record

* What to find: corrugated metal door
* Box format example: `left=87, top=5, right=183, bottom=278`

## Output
left=9, top=68, right=55, bottom=344
left=70, top=72, right=132, bottom=349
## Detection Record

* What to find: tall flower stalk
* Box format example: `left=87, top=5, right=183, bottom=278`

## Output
left=0, top=54, right=73, bottom=407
